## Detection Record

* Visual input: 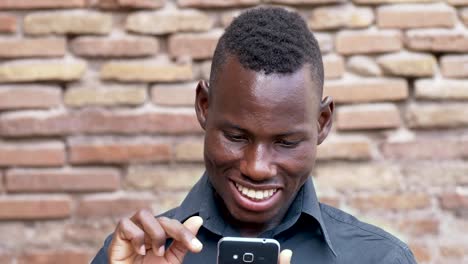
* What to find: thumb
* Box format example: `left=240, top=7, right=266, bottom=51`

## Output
left=279, top=249, right=293, bottom=264
left=165, top=216, right=204, bottom=263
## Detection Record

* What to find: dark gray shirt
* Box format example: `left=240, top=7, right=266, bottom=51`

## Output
left=92, top=173, right=417, bottom=264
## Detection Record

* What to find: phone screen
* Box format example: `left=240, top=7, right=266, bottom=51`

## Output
left=217, top=237, right=280, bottom=264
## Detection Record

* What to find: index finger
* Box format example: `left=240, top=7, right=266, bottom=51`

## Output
left=158, top=216, right=203, bottom=252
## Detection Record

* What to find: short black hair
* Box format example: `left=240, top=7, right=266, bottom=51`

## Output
left=210, top=6, right=324, bottom=93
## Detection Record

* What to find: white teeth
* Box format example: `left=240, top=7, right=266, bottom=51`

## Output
left=235, top=183, right=277, bottom=201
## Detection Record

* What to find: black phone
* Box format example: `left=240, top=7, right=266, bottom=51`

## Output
left=217, top=237, right=280, bottom=264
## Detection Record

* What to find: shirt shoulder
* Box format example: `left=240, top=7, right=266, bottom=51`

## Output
left=320, top=203, right=417, bottom=264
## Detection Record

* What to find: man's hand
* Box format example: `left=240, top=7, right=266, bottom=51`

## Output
left=108, top=209, right=203, bottom=264
left=279, top=249, right=293, bottom=264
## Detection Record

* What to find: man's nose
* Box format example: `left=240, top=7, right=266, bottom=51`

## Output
left=240, top=144, right=277, bottom=181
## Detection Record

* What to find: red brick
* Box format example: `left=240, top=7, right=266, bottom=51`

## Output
left=324, top=78, right=408, bottom=103
left=0, top=141, right=65, bottom=167
left=0, top=38, right=65, bottom=58
left=318, top=196, right=340, bottom=207
left=405, top=29, right=468, bottom=52
left=174, top=137, right=204, bottom=161
left=0, top=252, right=13, bottom=263
left=0, top=85, right=61, bottom=110
left=64, top=220, right=116, bottom=246
left=349, top=193, right=431, bottom=211
left=397, top=219, right=440, bottom=236
left=377, top=4, right=456, bottom=29
left=440, top=192, right=468, bottom=216
left=0, top=196, right=71, bottom=220
left=70, top=36, right=158, bottom=57
left=406, top=103, right=468, bottom=128
left=0, top=14, right=17, bottom=33
left=265, top=0, right=343, bottom=4
left=17, top=249, right=91, bottom=264
left=439, top=244, right=467, bottom=260
left=410, top=243, right=431, bottom=263
left=91, top=0, right=165, bottom=9
left=323, top=54, right=344, bottom=79
left=168, top=31, right=222, bottom=60
left=336, top=30, right=402, bottom=55
left=177, top=0, right=260, bottom=7
left=0, top=0, right=85, bottom=9
left=461, top=8, right=468, bottom=26
left=382, top=138, right=468, bottom=160
left=0, top=109, right=202, bottom=137
left=402, top=161, right=468, bottom=187
left=76, top=194, right=152, bottom=218
left=440, top=55, right=468, bottom=78
left=151, top=82, right=196, bottom=106
left=316, top=136, right=373, bottom=160
left=6, top=168, right=120, bottom=193
left=69, top=137, right=172, bottom=164
left=100, top=61, right=193, bottom=82
left=336, top=104, right=401, bottom=130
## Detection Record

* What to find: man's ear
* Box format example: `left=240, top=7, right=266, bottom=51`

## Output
left=195, top=80, right=210, bottom=130
left=317, top=96, right=334, bottom=145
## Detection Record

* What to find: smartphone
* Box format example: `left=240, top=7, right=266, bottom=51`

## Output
left=217, top=237, right=280, bottom=264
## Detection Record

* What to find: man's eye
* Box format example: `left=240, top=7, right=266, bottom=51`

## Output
left=224, top=133, right=247, bottom=142
left=277, top=139, right=300, bottom=148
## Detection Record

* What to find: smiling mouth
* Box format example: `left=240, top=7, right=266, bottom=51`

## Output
left=235, top=182, right=278, bottom=201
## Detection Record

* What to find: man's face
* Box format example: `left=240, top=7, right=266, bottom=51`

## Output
left=196, top=55, right=330, bottom=231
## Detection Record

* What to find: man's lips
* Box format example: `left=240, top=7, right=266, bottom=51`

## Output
left=229, top=180, right=282, bottom=212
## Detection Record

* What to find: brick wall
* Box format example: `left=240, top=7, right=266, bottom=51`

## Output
left=0, top=0, right=467, bottom=263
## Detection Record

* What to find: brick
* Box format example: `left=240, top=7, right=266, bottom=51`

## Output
left=76, top=194, right=153, bottom=218
left=6, top=168, right=120, bottom=193
left=17, top=250, right=92, bottom=264
left=461, top=8, right=468, bottom=26
left=0, top=60, right=86, bottom=82
left=100, top=61, right=193, bottom=82
left=346, top=56, right=382, bottom=76
left=354, top=0, right=436, bottom=3
left=440, top=55, right=468, bottom=78
left=409, top=243, right=431, bottom=263
left=316, top=136, right=373, bottom=160
left=349, top=193, right=431, bottom=211
left=126, top=10, right=213, bottom=35
left=177, top=0, right=260, bottom=7
left=405, top=29, right=468, bottom=52
left=126, top=164, right=204, bottom=190
left=90, top=0, right=166, bottom=9
left=314, top=162, right=400, bottom=190
left=265, top=0, right=344, bottom=4
left=64, top=84, right=147, bottom=107
left=440, top=192, right=468, bottom=216
left=69, top=137, right=172, bottom=164
left=336, top=30, right=402, bottom=55
left=0, top=109, right=201, bottom=137
left=0, top=38, right=65, bottom=58
left=0, top=222, right=27, bottom=248
left=324, top=78, right=408, bottom=103
left=168, top=30, right=222, bottom=60
left=0, top=141, right=65, bottom=167
left=336, top=104, right=401, bottom=130
left=153, top=191, right=189, bottom=215
left=382, top=138, right=468, bottom=160
left=397, top=219, right=439, bottom=236
left=0, top=252, right=13, bottom=263
left=402, top=161, right=468, bottom=186
left=447, top=0, right=468, bottom=5
left=317, top=196, right=340, bottom=207
left=323, top=54, right=344, bottom=79
left=175, top=137, right=204, bottom=161
left=377, top=52, right=436, bottom=77
left=0, top=85, right=61, bottom=110
left=64, top=220, right=116, bottom=247
left=315, top=33, right=334, bottom=53
left=196, top=60, right=212, bottom=80
left=151, top=82, right=196, bottom=106
left=0, top=14, right=17, bottom=33
left=377, top=4, right=456, bottom=29
left=415, top=79, right=468, bottom=100
left=0, top=196, right=71, bottom=220
left=70, top=36, right=158, bottom=57
left=308, top=6, right=374, bottom=30
left=406, top=103, right=468, bottom=128
left=24, top=11, right=112, bottom=35
left=439, top=244, right=467, bottom=259
left=0, top=0, right=86, bottom=9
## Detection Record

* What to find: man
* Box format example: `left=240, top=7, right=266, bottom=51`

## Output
left=92, top=7, right=417, bottom=264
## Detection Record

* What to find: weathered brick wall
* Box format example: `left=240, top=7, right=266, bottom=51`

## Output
left=0, top=0, right=467, bottom=263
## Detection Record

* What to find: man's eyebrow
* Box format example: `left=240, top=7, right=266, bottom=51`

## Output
left=220, top=121, right=248, bottom=132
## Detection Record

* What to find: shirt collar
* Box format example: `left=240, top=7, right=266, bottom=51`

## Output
left=174, top=172, right=337, bottom=256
